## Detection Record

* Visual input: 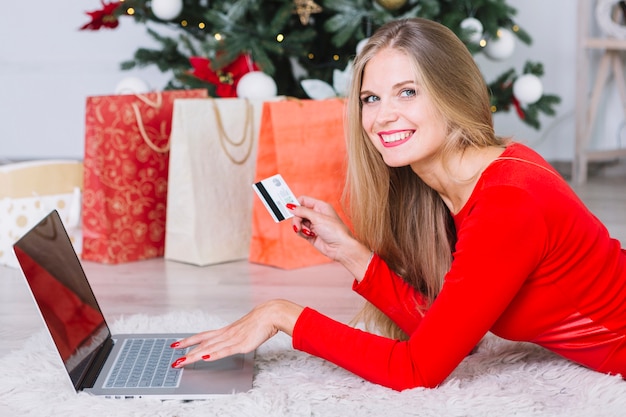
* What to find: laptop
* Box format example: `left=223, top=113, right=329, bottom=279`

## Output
left=13, top=210, right=254, bottom=400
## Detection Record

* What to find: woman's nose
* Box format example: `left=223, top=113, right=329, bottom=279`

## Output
left=376, top=100, right=399, bottom=125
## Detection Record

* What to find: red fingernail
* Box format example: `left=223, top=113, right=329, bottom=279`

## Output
left=286, top=203, right=297, bottom=210
left=171, top=357, right=186, bottom=368
left=170, top=341, right=180, bottom=348
left=293, top=225, right=298, bottom=233
left=202, top=354, right=211, bottom=360
left=302, top=229, right=316, bottom=237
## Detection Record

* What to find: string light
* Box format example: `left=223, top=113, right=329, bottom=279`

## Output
left=308, top=53, right=315, bottom=59
left=126, top=7, right=135, bottom=15
left=479, top=39, right=487, bottom=47
left=214, top=33, right=223, bottom=41
left=490, top=105, right=497, bottom=113
left=276, top=34, right=284, bottom=42
left=512, top=25, right=519, bottom=32
left=181, top=20, right=188, bottom=27
left=199, top=22, right=206, bottom=29
left=332, top=54, right=339, bottom=61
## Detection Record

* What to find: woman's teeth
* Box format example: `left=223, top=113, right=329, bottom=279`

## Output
left=382, top=131, right=412, bottom=143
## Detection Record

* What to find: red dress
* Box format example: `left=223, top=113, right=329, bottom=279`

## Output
left=292, top=143, right=626, bottom=390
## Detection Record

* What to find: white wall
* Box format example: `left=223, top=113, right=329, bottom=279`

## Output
left=0, top=1, right=170, bottom=160
left=0, top=0, right=621, bottom=161
left=478, top=0, right=578, bottom=160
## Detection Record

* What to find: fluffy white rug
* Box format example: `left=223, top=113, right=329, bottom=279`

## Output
left=1, top=310, right=625, bottom=417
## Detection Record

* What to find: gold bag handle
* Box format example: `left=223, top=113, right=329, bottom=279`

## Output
left=131, top=93, right=171, bottom=154
left=210, top=98, right=254, bottom=165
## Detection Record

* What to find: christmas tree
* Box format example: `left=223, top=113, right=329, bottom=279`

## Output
left=81, top=0, right=560, bottom=129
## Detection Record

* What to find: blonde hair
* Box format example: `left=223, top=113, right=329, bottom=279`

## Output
left=345, top=18, right=504, bottom=339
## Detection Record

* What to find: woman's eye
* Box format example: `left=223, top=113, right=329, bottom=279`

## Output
left=361, top=95, right=379, bottom=104
left=400, top=89, right=416, bottom=98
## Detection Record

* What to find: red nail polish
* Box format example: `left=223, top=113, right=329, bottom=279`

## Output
left=171, top=357, right=186, bottom=368
left=170, top=341, right=180, bottom=348
left=302, top=229, right=316, bottom=237
left=286, top=203, right=297, bottom=210
left=293, top=225, right=298, bottom=233
left=202, top=354, right=211, bottom=360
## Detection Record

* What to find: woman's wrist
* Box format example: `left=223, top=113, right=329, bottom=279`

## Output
left=269, top=299, right=304, bottom=336
left=336, top=240, right=375, bottom=283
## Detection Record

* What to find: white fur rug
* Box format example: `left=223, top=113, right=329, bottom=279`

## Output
left=1, top=310, right=625, bottom=417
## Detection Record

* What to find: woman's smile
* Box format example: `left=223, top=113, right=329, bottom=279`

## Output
left=378, top=129, right=415, bottom=147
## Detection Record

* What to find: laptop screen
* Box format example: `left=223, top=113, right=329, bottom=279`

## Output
left=13, top=210, right=110, bottom=389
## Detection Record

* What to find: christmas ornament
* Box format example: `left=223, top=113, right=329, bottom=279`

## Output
left=151, top=0, right=183, bottom=21
left=236, top=71, right=278, bottom=99
left=80, top=1, right=121, bottom=30
left=512, top=74, right=543, bottom=105
left=483, top=28, right=515, bottom=61
left=596, top=0, right=626, bottom=39
left=189, top=54, right=259, bottom=98
left=375, top=0, right=407, bottom=11
left=460, top=17, right=484, bottom=44
left=114, top=76, right=150, bottom=94
left=293, top=0, right=322, bottom=25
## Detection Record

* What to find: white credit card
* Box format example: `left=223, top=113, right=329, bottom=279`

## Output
left=252, top=174, right=299, bottom=222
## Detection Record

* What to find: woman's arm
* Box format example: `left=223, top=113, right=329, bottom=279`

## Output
left=353, top=253, right=429, bottom=335
left=291, top=188, right=546, bottom=390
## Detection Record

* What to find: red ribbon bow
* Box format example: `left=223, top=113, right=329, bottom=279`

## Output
left=80, top=1, right=121, bottom=30
left=189, top=54, right=259, bottom=98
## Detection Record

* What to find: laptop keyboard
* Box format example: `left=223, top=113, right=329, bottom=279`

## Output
left=104, top=338, right=189, bottom=389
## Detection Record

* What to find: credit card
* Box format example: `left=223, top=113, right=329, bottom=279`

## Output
left=252, top=174, right=299, bottom=222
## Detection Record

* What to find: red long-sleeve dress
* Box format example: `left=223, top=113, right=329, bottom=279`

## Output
left=292, top=142, right=626, bottom=391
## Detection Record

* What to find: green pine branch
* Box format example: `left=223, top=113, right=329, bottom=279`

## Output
left=103, top=0, right=560, bottom=129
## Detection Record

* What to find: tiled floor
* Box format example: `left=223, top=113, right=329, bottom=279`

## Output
left=1, top=175, right=624, bottom=358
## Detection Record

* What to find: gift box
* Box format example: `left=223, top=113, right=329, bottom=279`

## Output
left=0, top=160, right=83, bottom=268
left=82, top=89, right=208, bottom=264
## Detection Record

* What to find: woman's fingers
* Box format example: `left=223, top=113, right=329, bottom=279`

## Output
left=170, top=300, right=301, bottom=368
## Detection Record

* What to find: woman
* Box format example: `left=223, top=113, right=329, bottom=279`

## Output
left=171, top=18, right=626, bottom=390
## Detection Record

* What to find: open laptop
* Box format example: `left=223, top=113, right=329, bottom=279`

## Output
left=13, top=210, right=254, bottom=400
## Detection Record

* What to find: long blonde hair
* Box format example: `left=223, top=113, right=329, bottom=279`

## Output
left=345, top=18, right=504, bottom=339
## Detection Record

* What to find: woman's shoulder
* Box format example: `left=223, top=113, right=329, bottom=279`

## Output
left=485, top=142, right=563, bottom=183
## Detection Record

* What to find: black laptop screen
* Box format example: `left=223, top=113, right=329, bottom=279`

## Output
left=13, top=210, right=110, bottom=389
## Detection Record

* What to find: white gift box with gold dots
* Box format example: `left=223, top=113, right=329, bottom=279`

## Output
left=0, top=160, right=83, bottom=268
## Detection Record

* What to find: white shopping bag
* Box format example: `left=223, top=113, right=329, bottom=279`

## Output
left=0, top=160, right=83, bottom=268
left=165, top=97, right=275, bottom=266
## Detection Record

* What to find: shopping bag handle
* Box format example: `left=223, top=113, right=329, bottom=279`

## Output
left=210, top=98, right=254, bottom=165
left=131, top=93, right=171, bottom=154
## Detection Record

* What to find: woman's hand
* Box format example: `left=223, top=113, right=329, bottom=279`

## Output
left=288, top=196, right=374, bottom=281
left=171, top=300, right=304, bottom=369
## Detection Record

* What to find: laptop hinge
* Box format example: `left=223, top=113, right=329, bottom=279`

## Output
left=78, top=337, right=114, bottom=390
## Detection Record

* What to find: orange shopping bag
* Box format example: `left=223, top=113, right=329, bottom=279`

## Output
left=82, top=89, right=208, bottom=264
left=249, top=98, right=349, bottom=269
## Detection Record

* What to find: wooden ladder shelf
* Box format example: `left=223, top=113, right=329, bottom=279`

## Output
left=574, top=0, right=626, bottom=184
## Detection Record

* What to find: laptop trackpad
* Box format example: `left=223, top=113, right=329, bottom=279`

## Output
left=189, top=354, right=244, bottom=371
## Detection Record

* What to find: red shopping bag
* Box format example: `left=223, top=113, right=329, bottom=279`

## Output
left=82, top=89, right=208, bottom=264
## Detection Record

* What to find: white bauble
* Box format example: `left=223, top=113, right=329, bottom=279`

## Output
left=115, top=76, right=150, bottom=95
left=460, top=17, right=484, bottom=44
left=151, top=0, right=183, bottom=20
left=356, top=37, right=370, bottom=55
left=236, top=71, right=278, bottom=99
left=483, top=28, right=515, bottom=61
left=513, top=74, right=543, bottom=105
